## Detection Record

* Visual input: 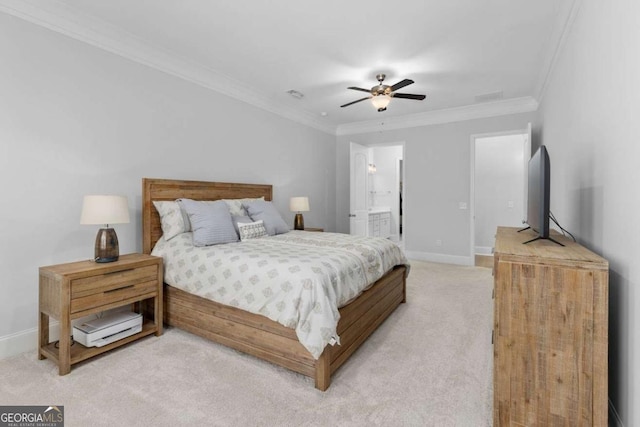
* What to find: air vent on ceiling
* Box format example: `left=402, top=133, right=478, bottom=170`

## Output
left=286, top=90, right=304, bottom=100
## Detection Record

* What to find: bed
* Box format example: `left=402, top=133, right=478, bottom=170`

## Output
left=142, top=178, right=408, bottom=390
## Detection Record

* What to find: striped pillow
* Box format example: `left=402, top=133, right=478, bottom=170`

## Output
left=179, top=199, right=238, bottom=246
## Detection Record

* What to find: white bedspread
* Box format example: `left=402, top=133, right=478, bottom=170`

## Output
left=151, top=230, right=408, bottom=358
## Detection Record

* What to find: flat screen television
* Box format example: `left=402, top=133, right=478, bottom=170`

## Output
left=520, top=145, right=563, bottom=246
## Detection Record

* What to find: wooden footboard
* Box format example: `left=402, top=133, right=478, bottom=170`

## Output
left=164, top=264, right=407, bottom=390
left=142, top=178, right=407, bottom=390
left=327, top=265, right=406, bottom=379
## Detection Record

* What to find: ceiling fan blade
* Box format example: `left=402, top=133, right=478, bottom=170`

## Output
left=390, top=79, right=414, bottom=92
left=340, top=96, right=371, bottom=108
left=393, top=93, right=426, bottom=100
left=348, top=86, right=372, bottom=93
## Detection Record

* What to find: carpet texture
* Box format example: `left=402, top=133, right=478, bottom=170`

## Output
left=0, top=260, right=494, bottom=426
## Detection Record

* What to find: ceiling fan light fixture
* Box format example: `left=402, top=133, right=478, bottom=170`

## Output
left=371, top=94, right=391, bottom=111
left=341, top=74, right=424, bottom=110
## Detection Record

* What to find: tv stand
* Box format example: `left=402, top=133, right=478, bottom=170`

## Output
left=493, top=226, right=608, bottom=425
left=522, top=235, right=565, bottom=247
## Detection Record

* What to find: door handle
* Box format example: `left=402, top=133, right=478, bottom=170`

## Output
left=349, top=214, right=356, bottom=217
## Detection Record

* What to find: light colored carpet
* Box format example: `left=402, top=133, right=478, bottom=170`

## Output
left=0, top=261, right=493, bottom=426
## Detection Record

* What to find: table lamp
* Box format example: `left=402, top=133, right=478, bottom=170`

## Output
left=289, top=197, right=309, bottom=230
left=80, top=195, right=130, bottom=263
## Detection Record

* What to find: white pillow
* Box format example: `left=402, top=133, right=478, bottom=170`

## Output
left=153, top=201, right=190, bottom=241
left=238, top=220, right=268, bottom=241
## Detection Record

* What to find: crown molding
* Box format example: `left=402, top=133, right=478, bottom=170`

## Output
left=0, top=0, right=336, bottom=135
left=1, top=0, right=546, bottom=138
left=336, top=96, right=539, bottom=136
left=534, top=0, right=583, bottom=105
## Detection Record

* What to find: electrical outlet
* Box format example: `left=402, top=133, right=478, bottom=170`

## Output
left=459, top=202, right=467, bottom=210
left=436, top=239, right=442, bottom=246
left=508, top=201, right=514, bottom=208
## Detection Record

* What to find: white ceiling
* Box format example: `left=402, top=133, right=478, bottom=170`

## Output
left=2, top=0, right=576, bottom=133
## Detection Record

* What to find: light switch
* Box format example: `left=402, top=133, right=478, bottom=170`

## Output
left=459, top=202, right=468, bottom=210
left=508, top=201, right=514, bottom=208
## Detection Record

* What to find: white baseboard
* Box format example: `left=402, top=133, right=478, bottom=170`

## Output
left=404, top=251, right=473, bottom=266
left=0, top=322, right=60, bottom=360
left=475, top=246, right=493, bottom=255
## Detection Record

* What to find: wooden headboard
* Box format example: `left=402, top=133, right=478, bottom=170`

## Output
left=142, top=178, right=273, bottom=254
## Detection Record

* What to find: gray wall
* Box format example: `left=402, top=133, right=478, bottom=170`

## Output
left=0, top=14, right=335, bottom=349
left=474, top=134, right=526, bottom=252
left=337, top=113, right=535, bottom=264
left=535, top=1, right=639, bottom=424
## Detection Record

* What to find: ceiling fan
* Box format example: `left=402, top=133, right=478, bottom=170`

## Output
left=340, top=74, right=426, bottom=112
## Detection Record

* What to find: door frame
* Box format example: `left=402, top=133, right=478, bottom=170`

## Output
left=470, top=125, right=531, bottom=261
left=349, top=141, right=405, bottom=240
left=395, top=157, right=403, bottom=242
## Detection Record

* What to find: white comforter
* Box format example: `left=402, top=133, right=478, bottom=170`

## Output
left=151, top=230, right=408, bottom=358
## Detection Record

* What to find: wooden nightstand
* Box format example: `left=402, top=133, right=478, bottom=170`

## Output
left=38, top=253, right=163, bottom=375
left=303, top=227, right=324, bottom=232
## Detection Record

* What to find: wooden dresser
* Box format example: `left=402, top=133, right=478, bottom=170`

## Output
left=493, top=226, right=608, bottom=426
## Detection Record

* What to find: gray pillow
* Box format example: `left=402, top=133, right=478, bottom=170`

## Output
left=179, top=198, right=238, bottom=246
left=231, top=215, right=253, bottom=236
left=243, top=200, right=289, bottom=236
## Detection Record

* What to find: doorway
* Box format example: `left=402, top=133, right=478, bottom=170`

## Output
left=350, top=142, right=405, bottom=242
left=470, top=125, right=531, bottom=265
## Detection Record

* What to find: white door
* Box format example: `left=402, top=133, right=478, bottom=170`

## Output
left=350, top=142, right=369, bottom=236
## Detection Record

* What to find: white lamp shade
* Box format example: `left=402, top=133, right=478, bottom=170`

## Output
left=371, top=94, right=391, bottom=110
left=289, top=197, right=310, bottom=212
left=80, top=195, right=130, bottom=225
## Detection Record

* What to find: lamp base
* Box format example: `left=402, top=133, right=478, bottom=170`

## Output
left=95, top=228, right=119, bottom=263
left=294, top=213, right=304, bottom=230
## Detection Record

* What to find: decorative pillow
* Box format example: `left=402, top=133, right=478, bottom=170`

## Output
left=231, top=215, right=254, bottom=236
left=179, top=199, right=238, bottom=246
left=223, top=197, right=265, bottom=216
left=153, top=201, right=190, bottom=241
left=237, top=220, right=268, bottom=241
left=243, top=200, right=289, bottom=236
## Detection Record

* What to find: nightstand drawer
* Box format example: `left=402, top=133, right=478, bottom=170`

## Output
left=71, top=279, right=158, bottom=314
left=71, top=265, right=158, bottom=298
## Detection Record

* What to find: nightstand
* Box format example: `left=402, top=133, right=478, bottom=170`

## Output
left=38, top=253, right=163, bottom=375
left=303, top=227, right=324, bottom=232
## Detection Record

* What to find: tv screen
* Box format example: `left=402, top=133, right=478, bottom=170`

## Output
left=520, top=145, right=563, bottom=246
left=526, top=145, right=550, bottom=239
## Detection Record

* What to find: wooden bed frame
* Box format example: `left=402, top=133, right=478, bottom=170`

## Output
left=142, top=178, right=407, bottom=390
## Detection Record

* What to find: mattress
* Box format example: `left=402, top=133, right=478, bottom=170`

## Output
left=151, top=230, right=409, bottom=358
